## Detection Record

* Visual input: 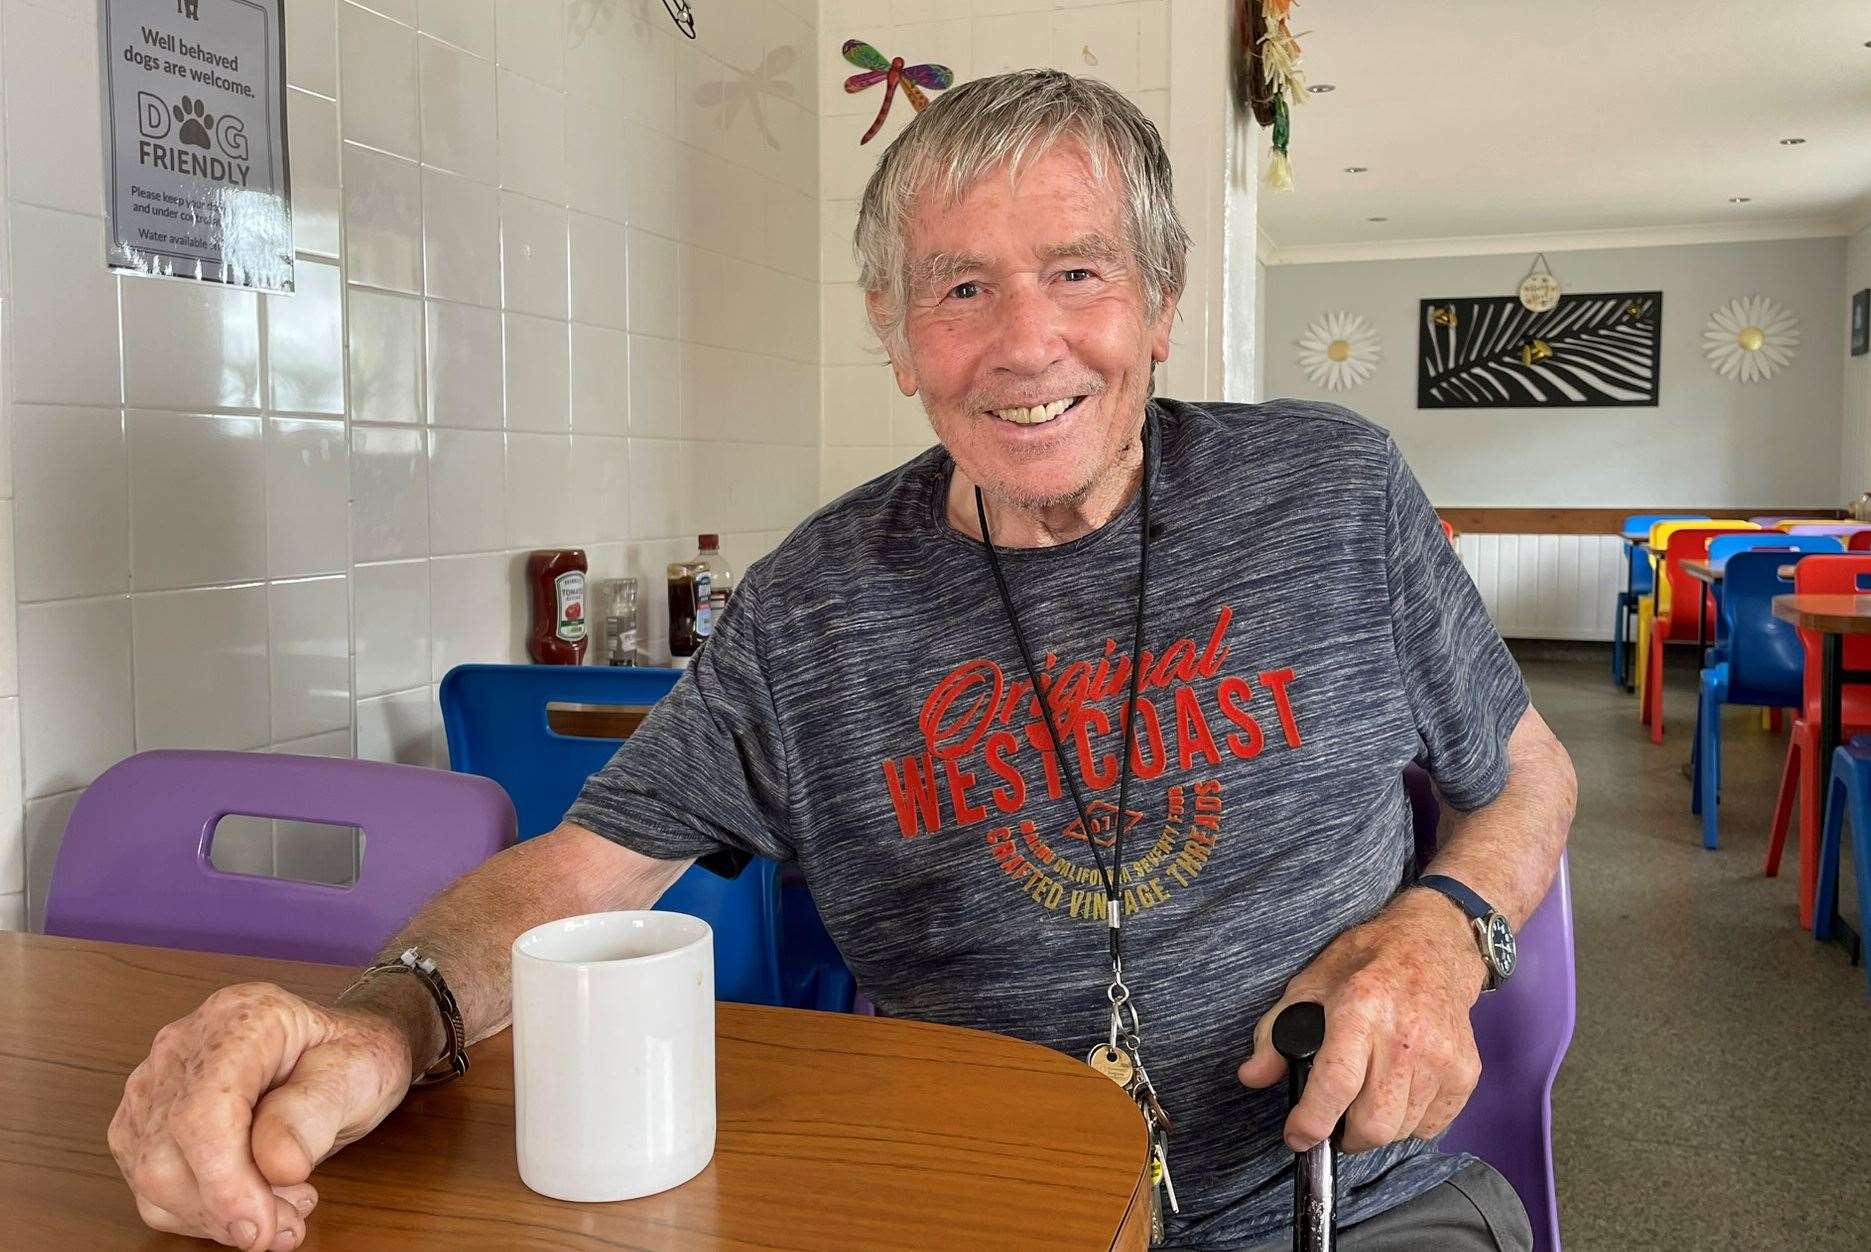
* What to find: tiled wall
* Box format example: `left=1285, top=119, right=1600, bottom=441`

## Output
left=816, top=0, right=1170, bottom=502
left=1, top=0, right=820, bottom=928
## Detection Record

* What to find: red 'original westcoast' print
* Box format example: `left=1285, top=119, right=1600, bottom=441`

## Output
left=876, top=606, right=1305, bottom=920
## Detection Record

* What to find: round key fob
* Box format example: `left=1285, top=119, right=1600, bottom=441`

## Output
left=1086, top=1043, right=1136, bottom=1088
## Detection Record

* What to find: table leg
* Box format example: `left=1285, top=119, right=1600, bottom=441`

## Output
left=1820, top=633, right=1862, bottom=964
left=1621, top=540, right=1636, bottom=691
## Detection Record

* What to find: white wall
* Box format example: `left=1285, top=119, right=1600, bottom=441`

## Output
left=1842, top=223, right=1871, bottom=499
left=1262, top=237, right=1849, bottom=508
left=0, top=0, right=821, bottom=929
left=816, top=0, right=1172, bottom=501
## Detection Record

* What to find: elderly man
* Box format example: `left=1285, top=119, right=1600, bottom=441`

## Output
left=109, top=71, right=1573, bottom=1251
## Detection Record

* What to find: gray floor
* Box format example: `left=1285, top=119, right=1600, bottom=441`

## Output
left=1529, top=644, right=1871, bottom=1250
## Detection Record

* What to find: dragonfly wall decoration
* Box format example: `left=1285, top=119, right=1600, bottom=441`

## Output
left=842, top=39, right=953, bottom=144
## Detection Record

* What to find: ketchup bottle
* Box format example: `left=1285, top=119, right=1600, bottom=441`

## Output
left=526, top=549, right=589, bottom=665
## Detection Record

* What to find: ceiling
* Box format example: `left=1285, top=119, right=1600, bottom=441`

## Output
left=1255, top=0, right=1871, bottom=263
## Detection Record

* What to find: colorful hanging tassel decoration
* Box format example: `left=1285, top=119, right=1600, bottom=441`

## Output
left=1267, top=94, right=1294, bottom=191
left=1257, top=0, right=1306, bottom=191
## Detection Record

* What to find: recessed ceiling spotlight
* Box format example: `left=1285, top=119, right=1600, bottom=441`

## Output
left=1730, top=196, right=1751, bottom=203
left=1344, top=166, right=1368, bottom=174
left=1307, top=83, right=1335, bottom=93
left=1780, top=137, right=1806, bottom=145
left=1367, top=216, right=1389, bottom=222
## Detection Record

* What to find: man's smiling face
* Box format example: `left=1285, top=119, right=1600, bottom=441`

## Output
left=877, top=140, right=1176, bottom=512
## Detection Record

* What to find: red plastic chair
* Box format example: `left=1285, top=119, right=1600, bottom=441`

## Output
left=1641, top=528, right=1738, bottom=742
left=1766, top=555, right=1871, bottom=927
left=1849, top=530, right=1871, bottom=552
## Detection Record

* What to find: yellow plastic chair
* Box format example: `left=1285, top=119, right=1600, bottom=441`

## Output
left=1632, top=519, right=1759, bottom=704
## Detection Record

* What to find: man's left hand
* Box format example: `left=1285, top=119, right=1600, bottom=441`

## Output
left=1236, top=889, right=1487, bottom=1154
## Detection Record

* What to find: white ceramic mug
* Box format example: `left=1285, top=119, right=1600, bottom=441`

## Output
left=511, top=910, right=716, bottom=1202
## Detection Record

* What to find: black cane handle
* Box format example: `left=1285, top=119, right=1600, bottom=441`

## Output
left=1273, top=1001, right=1335, bottom=1252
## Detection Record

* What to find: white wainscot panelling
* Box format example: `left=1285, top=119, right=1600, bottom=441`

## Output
left=1454, top=533, right=1626, bottom=642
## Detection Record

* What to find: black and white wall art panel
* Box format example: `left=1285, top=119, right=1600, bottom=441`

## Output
left=1417, top=292, right=1663, bottom=409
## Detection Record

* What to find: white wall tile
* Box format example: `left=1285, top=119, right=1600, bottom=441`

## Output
left=616, top=15, right=676, bottom=132
left=274, top=817, right=360, bottom=886
left=820, top=445, right=899, bottom=506
left=128, top=412, right=267, bottom=590
left=571, top=323, right=631, bottom=436
left=562, top=0, right=627, bottom=111
left=506, top=433, right=576, bottom=545
left=19, top=597, right=133, bottom=799
left=569, top=435, right=631, bottom=542
left=3, top=0, right=103, bottom=214
left=423, top=168, right=502, bottom=306
left=342, top=144, right=424, bottom=293
left=340, top=1, right=421, bottom=157
left=286, top=0, right=339, bottom=97
left=266, top=418, right=350, bottom=578
left=627, top=334, right=681, bottom=438
left=13, top=407, right=129, bottom=602
left=626, top=438, right=690, bottom=539
left=621, top=122, right=686, bottom=239
left=287, top=89, right=342, bottom=257
left=274, top=729, right=354, bottom=757
left=0, top=698, right=22, bottom=896
left=25, top=790, right=83, bottom=932
left=500, top=193, right=570, bottom=318
left=430, top=552, right=512, bottom=680
left=565, top=105, right=628, bottom=222
left=972, top=10, right=1053, bottom=77
left=569, top=212, right=630, bottom=329
left=354, top=559, right=431, bottom=696
left=419, top=34, right=498, bottom=183
left=418, top=0, right=493, bottom=57
left=496, top=69, right=566, bottom=203
left=348, top=288, right=425, bottom=424
left=494, top=0, right=563, bottom=88
left=267, top=259, right=346, bottom=415
left=351, top=425, right=430, bottom=562
left=355, top=687, right=434, bottom=766
left=121, top=279, right=261, bottom=412
left=133, top=585, right=270, bottom=751
left=627, top=229, right=680, bottom=339
left=0, top=508, right=16, bottom=698
left=1138, top=0, right=1168, bottom=92
left=207, top=814, right=275, bottom=876
left=0, top=893, right=23, bottom=934
left=1053, top=4, right=1140, bottom=94
left=427, top=429, right=507, bottom=554
left=425, top=299, right=505, bottom=428
left=269, top=576, right=352, bottom=742
left=822, top=364, right=896, bottom=447
left=503, top=313, right=570, bottom=430
left=8, top=205, right=120, bottom=406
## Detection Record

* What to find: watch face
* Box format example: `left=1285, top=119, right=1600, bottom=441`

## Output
left=1487, top=914, right=1517, bottom=979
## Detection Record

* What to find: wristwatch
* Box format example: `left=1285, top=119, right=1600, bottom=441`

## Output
left=1414, top=875, right=1517, bottom=992
left=338, top=946, right=469, bottom=1085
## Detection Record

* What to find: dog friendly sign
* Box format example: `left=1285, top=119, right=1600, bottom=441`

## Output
left=100, top=0, right=292, bottom=290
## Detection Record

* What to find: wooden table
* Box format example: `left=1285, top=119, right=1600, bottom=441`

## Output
left=1772, top=594, right=1871, bottom=961
left=2, top=934, right=1151, bottom=1250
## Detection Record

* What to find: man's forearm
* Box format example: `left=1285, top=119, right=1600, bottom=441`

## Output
left=1415, top=704, right=1577, bottom=930
left=337, top=823, right=692, bottom=1070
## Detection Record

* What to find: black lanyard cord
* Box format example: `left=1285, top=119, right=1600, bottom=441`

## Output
left=973, top=417, right=1154, bottom=982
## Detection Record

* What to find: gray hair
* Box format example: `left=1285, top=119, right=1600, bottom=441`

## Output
left=854, top=69, right=1191, bottom=351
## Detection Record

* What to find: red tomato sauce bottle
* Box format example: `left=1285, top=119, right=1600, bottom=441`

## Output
left=526, top=549, right=589, bottom=665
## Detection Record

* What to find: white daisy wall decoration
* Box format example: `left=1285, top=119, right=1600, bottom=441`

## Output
left=1297, top=312, right=1382, bottom=391
left=1703, top=295, right=1800, bottom=383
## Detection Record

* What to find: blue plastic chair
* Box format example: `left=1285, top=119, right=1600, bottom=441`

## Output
left=438, top=663, right=787, bottom=1006
left=1693, top=551, right=1818, bottom=848
left=1815, top=736, right=1871, bottom=992
left=1701, top=534, right=1843, bottom=662
left=1613, top=514, right=1708, bottom=688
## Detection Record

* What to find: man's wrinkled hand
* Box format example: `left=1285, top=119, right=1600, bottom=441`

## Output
left=108, top=982, right=416, bottom=1251
left=1236, top=891, right=1487, bottom=1154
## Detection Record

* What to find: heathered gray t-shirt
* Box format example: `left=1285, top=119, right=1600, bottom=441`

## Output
left=568, top=397, right=1530, bottom=1248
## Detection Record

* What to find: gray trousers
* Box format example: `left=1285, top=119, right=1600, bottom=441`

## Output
left=1177, top=1159, right=1535, bottom=1252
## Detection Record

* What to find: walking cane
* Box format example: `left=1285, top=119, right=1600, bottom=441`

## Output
left=1273, top=1001, right=1336, bottom=1252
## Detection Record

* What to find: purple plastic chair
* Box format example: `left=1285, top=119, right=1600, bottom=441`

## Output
left=1410, top=765, right=1575, bottom=1252
left=44, top=750, right=516, bottom=966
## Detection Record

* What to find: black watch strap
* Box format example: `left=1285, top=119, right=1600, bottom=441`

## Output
left=1415, top=873, right=1493, bottom=921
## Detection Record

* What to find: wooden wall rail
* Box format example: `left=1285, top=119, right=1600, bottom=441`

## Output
left=1438, top=507, right=1846, bottom=536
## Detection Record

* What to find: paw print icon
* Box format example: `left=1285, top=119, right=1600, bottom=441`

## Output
left=173, top=96, right=214, bottom=150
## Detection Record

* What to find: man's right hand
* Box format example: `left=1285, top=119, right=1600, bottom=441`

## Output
left=108, top=981, right=420, bottom=1251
